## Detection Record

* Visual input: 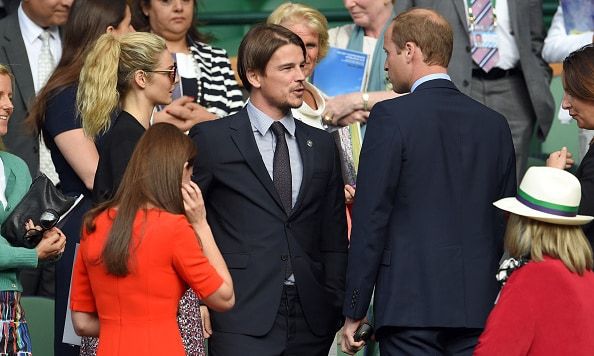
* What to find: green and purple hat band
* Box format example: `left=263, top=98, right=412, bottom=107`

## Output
left=516, top=188, right=579, bottom=217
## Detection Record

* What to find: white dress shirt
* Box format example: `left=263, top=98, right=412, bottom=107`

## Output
left=542, top=5, right=594, bottom=63
left=17, top=3, right=62, bottom=93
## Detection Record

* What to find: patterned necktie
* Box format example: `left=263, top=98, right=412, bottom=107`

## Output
left=38, top=30, right=60, bottom=184
left=270, top=122, right=292, bottom=214
left=470, top=0, right=500, bottom=72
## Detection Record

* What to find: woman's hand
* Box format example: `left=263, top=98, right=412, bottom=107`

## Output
left=35, top=227, right=66, bottom=260
left=546, top=146, right=574, bottom=170
left=323, top=93, right=363, bottom=123
left=336, top=110, right=369, bottom=127
left=182, top=181, right=207, bottom=227
left=200, top=305, right=212, bottom=339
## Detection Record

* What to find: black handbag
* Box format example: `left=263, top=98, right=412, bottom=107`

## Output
left=2, top=174, right=78, bottom=248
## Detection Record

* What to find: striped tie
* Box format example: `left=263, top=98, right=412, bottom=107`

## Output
left=470, top=0, right=499, bottom=72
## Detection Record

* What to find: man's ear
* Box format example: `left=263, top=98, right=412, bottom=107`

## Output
left=404, top=42, right=416, bottom=63
left=246, top=69, right=262, bottom=89
left=133, top=70, right=148, bottom=89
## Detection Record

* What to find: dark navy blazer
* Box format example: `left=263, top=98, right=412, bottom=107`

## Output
left=190, top=107, right=348, bottom=337
left=344, top=79, right=516, bottom=330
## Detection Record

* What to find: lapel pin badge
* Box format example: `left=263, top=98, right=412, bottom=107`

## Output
left=307, top=140, right=313, bottom=147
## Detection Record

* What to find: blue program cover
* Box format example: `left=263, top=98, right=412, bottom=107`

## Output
left=562, top=0, right=594, bottom=34
left=312, top=47, right=368, bottom=96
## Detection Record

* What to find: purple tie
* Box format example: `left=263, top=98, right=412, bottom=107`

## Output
left=471, top=0, right=500, bottom=72
left=270, top=122, right=292, bottom=214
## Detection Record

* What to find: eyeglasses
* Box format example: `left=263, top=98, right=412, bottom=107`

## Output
left=147, top=63, right=177, bottom=83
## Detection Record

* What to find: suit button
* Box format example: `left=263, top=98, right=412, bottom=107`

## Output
left=462, top=80, right=469, bottom=87
left=509, top=30, right=515, bottom=36
left=281, top=255, right=288, bottom=261
left=465, top=45, right=471, bottom=53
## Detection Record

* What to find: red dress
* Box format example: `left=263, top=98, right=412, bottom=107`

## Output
left=475, top=257, right=594, bottom=355
left=70, top=209, right=223, bottom=356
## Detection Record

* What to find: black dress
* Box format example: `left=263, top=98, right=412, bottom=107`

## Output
left=92, top=111, right=146, bottom=204
left=577, top=146, right=594, bottom=246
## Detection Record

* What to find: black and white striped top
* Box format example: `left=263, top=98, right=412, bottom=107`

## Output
left=189, top=39, right=244, bottom=118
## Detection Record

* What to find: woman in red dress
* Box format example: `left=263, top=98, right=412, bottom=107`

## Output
left=69, top=123, right=234, bottom=355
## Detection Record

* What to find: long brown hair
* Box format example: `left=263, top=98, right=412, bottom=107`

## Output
left=26, top=0, right=128, bottom=135
left=83, top=123, right=197, bottom=276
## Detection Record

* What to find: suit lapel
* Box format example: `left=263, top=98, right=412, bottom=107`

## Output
left=229, top=109, right=287, bottom=215
left=450, top=0, right=468, bottom=31
left=290, top=121, right=313, bottom=217
left=2, top=14, right=35, bottom=110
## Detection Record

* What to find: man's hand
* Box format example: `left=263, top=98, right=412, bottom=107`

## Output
left=200, top=305, right=212, bottom=338
left=341, top=317, right=366, bottom=355
left=153, top=96, right=217, bottom=131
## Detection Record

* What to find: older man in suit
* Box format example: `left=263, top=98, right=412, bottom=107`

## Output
left=341, top=8, right=516, bottom=355
left=190, top=24, right=348, bottom=355
left=394, top=0, right=554, bottom=180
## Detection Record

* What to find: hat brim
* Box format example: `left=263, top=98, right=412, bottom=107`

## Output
left=493, top=197, right=594, bottom=226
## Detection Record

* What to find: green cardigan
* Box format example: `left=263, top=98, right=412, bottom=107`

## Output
left=0, top=151, right=36, bottom=292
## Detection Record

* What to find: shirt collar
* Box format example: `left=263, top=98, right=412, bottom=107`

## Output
left=411, top=73, right=451, bottom=92
left=18, top=3, right=60, bottom=45
left=246, top=100, right=296, bottom=137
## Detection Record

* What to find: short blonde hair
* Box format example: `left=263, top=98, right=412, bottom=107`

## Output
left=267, top=2, right=329, bottom=61
left=505, top=214, right=594, bottom=275
left=77, top=32, right=167, bottom=138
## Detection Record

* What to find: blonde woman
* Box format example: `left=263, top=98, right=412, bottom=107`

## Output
left=76, top=31, right=176, bottom=204
left=475, top=167, right=594, bottom=355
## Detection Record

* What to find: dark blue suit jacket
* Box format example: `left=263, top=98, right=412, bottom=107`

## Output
left=190, top=107, right=348, bottom=336
left=344, top=79, right=516, bottom=330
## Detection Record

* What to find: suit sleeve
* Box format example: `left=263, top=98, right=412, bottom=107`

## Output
left=343, top=104, right=403, bottom=319
left=320, top=138, right=349, bottom=309
left=529, top=0, right=552, bottom=82
left=189, top=124, right=214, bottom=194
left=474, top=274, right=535, bottom=355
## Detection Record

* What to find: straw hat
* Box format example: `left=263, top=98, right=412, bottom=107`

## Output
left=493, top=166, right=593, bottom=225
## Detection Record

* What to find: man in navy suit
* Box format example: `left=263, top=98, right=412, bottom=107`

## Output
left=190, top=24, right=348, bottom=355
left=341, top=9, right=516, bottom=355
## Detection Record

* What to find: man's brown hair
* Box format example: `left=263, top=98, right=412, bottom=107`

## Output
left=237, top=23, right=306, bottom=92
left=391, top=8, right=453, bottom=67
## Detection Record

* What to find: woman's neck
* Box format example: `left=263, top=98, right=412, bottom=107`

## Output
left=165, top=37, right=190, bottom=54
left=121, top=94, right=153, bottom=129
left=364, top=4, right=394, bottom=38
